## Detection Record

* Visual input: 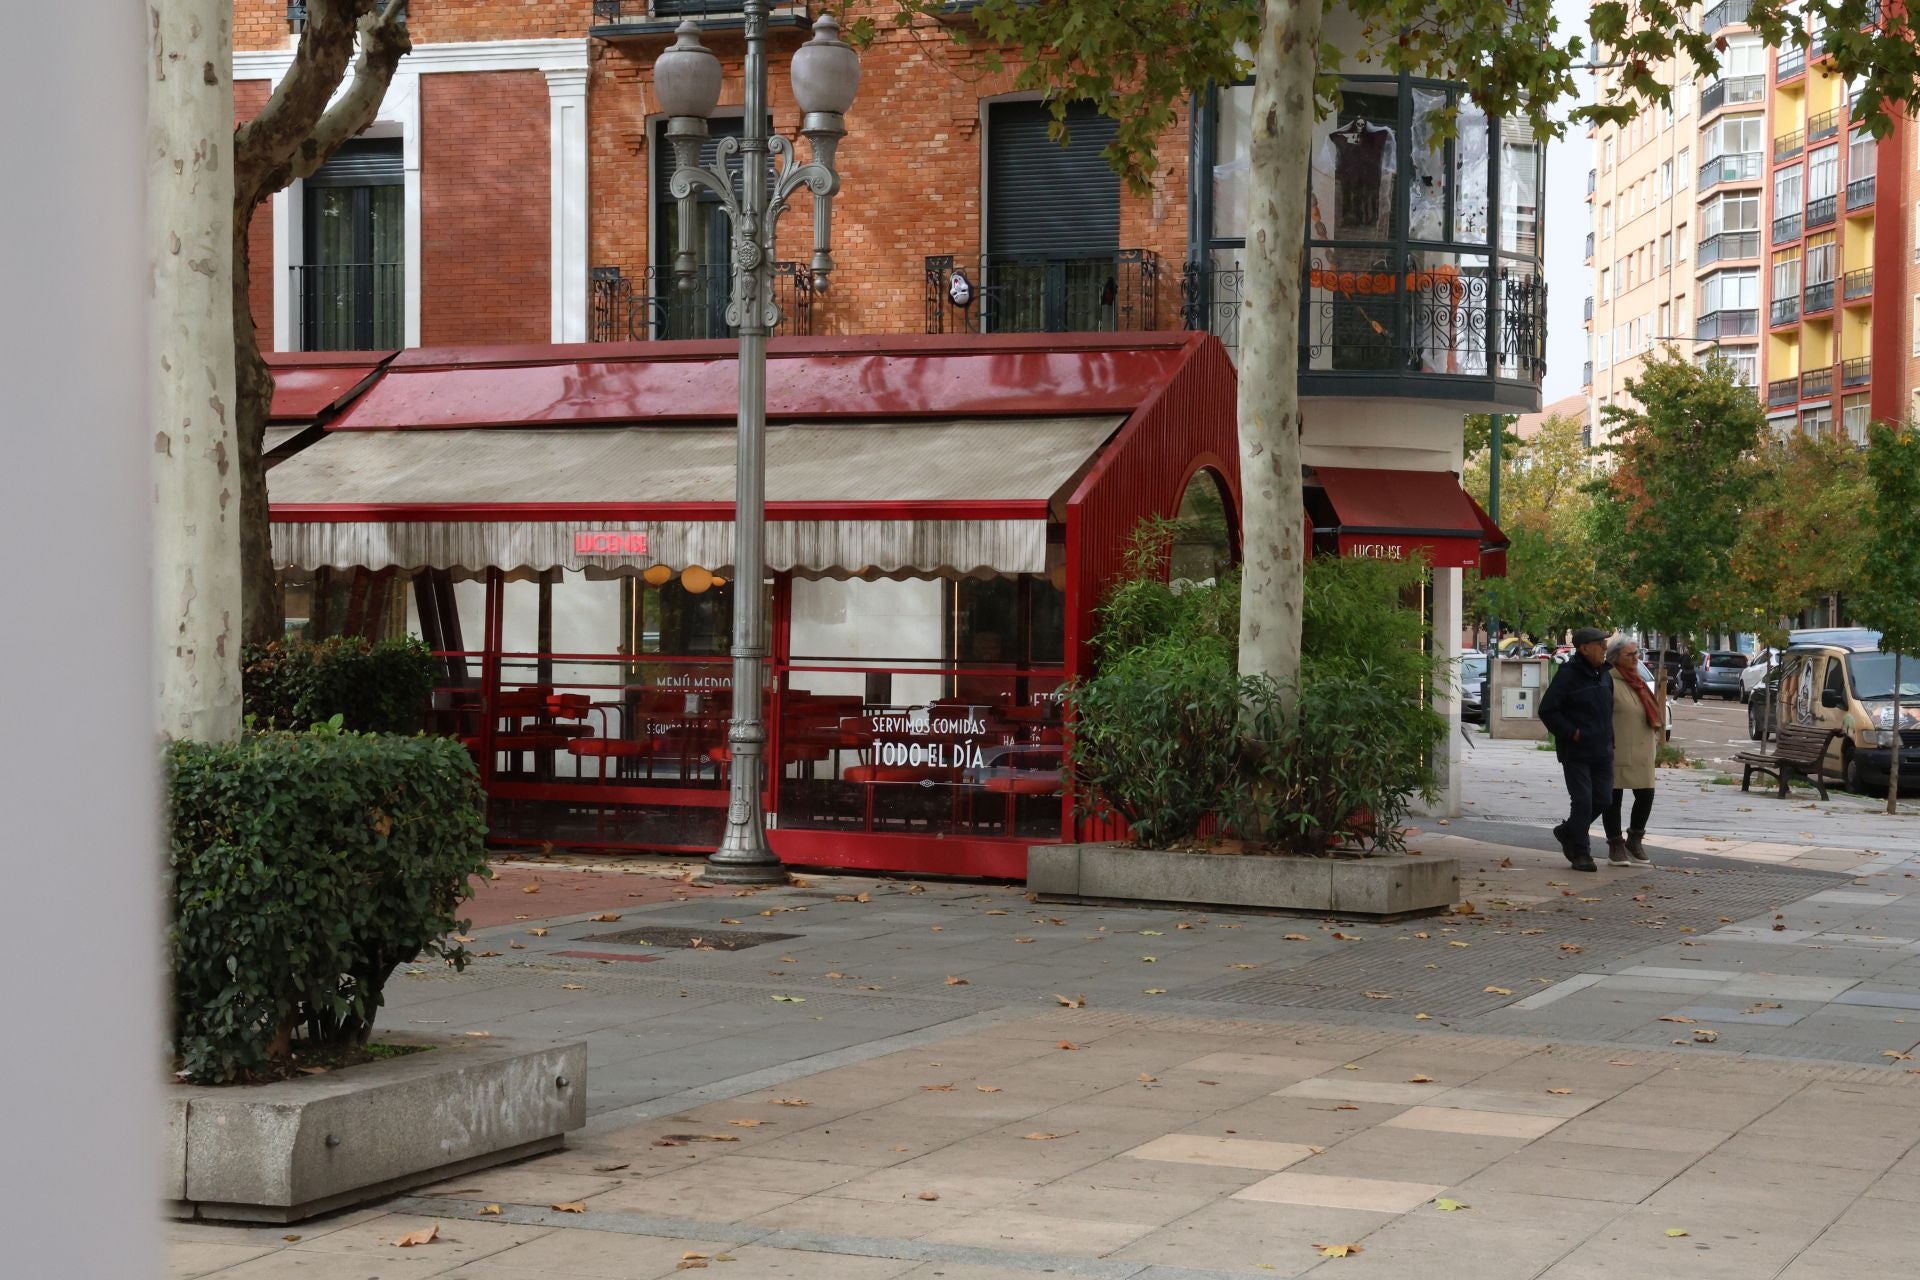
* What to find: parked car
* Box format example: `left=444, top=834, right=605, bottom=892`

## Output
left=1740, top=648, right=1775, bottom=703
left=1696, top=650, right=1748, bottom=700
left=1642, top=649, right=1687, bottom=695
left=1748, top=637, right=1920, bottom=792
left=1459, top=651, right=1488, bottom=725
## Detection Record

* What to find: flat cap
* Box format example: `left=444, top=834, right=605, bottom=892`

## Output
left=1571, top=627, right=1607, bottom=646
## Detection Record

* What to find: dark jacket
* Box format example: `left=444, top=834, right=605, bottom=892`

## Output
left=1539, top=657, right=1615, bottom=764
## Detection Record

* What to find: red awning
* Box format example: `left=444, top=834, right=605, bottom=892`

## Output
left=1311, top=467, right=1507, bottom=575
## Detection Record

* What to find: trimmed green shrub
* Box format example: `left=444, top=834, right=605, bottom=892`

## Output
left=167, top=728, right=489, bottom=1084
left=241, top=635, right=437, bottom=734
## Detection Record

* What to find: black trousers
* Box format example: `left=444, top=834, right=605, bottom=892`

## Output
left=1603, top=787, right=1655, bottom=842
left=1558, top=758, right=1613, bottom=857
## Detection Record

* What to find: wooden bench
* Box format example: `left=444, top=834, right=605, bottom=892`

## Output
left=1735, top=725, right=1841, bottom=800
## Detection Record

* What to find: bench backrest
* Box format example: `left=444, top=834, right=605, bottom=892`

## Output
left=1774, top=724, right=1838, bottom=764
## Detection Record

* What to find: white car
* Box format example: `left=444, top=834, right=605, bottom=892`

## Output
left=1740, top=648, right=1775, bottom=703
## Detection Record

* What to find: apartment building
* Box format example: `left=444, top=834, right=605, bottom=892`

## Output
left=1587, top=0, right=1908, bottom=445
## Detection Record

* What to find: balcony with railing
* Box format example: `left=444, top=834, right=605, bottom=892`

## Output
left=590, top=0, right=812, bottom=36
left=1173, top=254, right=1547, bottom=407
left=1585, top=230, right=1595, bottom=260
left=1583, top=360, right=1593, bottom=387
left=1697, top=231, right=1760, bottom=267
left=1778, top=46, right=1806, bottom=80
left=293, top=262, right=402, bottom=352
left=1700, top=75, right=1766, bottom=117
left=1809, top=108, right=1841, bottom=142
left=1700, top=152, right=1763, bottom=190
left=1801, top=366, right=1834, bottom=399
left=1587, top=168, right=1597, bottom=196
left=1845, top=267, right=1874, bottom=304
left=1583, top=295, right=1594, bottom=322
left=1702, top=0, right=1752, bottom=33
left=1768, top=377, right=1799, bottom=408
left=1848, top=174, right=1876, bottom=210
left=1773, top=212, right=1802, bottom=244
left=1806, top=194, right=1837, bottom=229
left=589, top=262, right=814, bottom=342
left=1804, top=278, right=1836, bottom=315
left=924, top=251, right=1159, bottom=337
left=1844, top=356, right=1872, bottom=386
left=1774, top=130, right=1804, bottom=162
left=1771, top=294, right=1801, bottom=327
left=1696, top=308, right=1760, bottom=340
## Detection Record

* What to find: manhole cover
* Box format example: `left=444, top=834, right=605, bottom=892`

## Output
left=578, top=925, right=800, bottom=951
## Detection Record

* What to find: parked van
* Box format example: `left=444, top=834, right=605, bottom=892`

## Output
left=1749, top=634, right=1920, bottom=792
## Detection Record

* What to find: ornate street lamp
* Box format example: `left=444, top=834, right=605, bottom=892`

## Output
left=654, top=5, right=859, bottom=885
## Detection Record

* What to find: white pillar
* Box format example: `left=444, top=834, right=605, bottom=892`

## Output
left=546, top=66, right=590, bottom=343
left=1424, top=565, right=1465, bottom=818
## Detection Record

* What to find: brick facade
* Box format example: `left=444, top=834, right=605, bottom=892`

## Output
left=235, top=78, right=276, bottom=352
left=421, top=70, right=552, bottom=345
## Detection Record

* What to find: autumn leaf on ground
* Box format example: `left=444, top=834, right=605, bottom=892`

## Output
left=1484, top=986, right=1513, bottom=995
left=561, top=983, right=586, bottom=991
left=720, top=918, right=742, bottom=925
left=918, top=1191, right=940, bottom=1201
left=479, top=1204, right=502, bottom=1215
left=1448, top=941, right=1471, bottom=948
left=1141, top=929, right=1164, bottom=936
left=1143, top=988, right=1168, bottom=995
left=1057, top=1040, right=1079, bottom=1050
left=976, top=1085, right=1001, bottom=1093
left=1559, top=943, right=1584, bottom=953
left=508, top=941, right=525, bottom=950
left=587, top=913, right=621, bottom=922
left=1054, top=993, right=1085, bottom=1007
left=452, top=934, right=476, bottom=944
left=1138, top=1073, right=1157, bottom=1082
left=678, top=1261, right=709, bottom=1270
left=772, top=1098, right=810, bottom=1106
left=1282, top=934, right=1311, bottom=943
left=475, top=950, right=502, bottom=958
left=1314, top=1242, right=1363, bottom=1257
left=682, top=1253, right=710, bottom=1262
left=521, top=883, right=541, bottom=894
left=1658, top=1015, right=1695, bottom=1024
left=1434, top=1198, right=1470, bottom=1211
left=770, top=995, right=806, bottom=1003
left=921, top=1083, right=956, bottom=1092
left=1884, top=1050, right=1915, bottom=1061
left=1665, top=1228, right=1689, bottom=1238
left=1498, top=856, right=1514, bottom=868
left=1023, top=1130, right=1076, bottom=1140
left=1363, top=991, right=1394, bottom=1000
left=1693, top=1029, right=1720, bottom=1043
left=463, top=1030, right=493, bottom=1037
left=780, top=955, right=797, bottom=963
left=825, top=972, right=848, bottom=980
left=1547, top=1088, right=1573, bottom=1096
left=945, top=976, right=971, bottom=986
left=1407, top=1074, right=1435, bottom=1084
left=1414, top=1013, right=1432, bottom=1020
left=728, top=1118, right=766, bottom=1126
left=528, top=927, right=549, bottom=937
left=1141, top=956, right=1158, bottom=962
left=552, top=1202, right=588, bottom=1213
left=393, top=1223, right=440, bottom=1246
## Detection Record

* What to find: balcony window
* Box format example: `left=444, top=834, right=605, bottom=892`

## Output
left=1801, top=366, right=1834, bottom=399
left=1702, top=0, right=1752, bottom=35
left=1697, top=268, right=1759, bottom=339
left=1778, top=46, right=1806, bottom=80
left=1845, top=267, right=1873, bottom=302
left=1802, top=404, right=1834, bottom=434
left=1768, top=377, right=1798, bottom=407
left=1774, top=130, right=1804, bottom=161
left=297, top=139, right=402, bottom=352
left=1844, top=393, right=1870, bottom=443
left=1843, top=357, right=1872, bottom=387
left=1698, top=191, right=1760, bottom=264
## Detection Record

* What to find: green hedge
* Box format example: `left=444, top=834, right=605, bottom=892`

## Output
left=242, top=636, right=437, bottom=734
left=167, top=729, right=489, bottom=1084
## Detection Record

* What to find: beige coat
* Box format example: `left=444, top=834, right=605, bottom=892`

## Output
left=1611, top=675, right=1661, bottom=791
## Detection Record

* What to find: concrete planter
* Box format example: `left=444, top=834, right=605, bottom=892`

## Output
left=1029, top=843, right=1458, bottom=919
left=167, top=1034, right=586, bottom=1223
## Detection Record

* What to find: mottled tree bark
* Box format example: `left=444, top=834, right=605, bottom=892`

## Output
left=1237, top=0, right=1322, bottom=714
left=232, top=0, right=411, bottom=645
left=152, top=0, right=243, bottom=742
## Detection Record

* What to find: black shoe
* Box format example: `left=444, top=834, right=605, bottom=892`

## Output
left=1570, top=856, right=1598, bottom=872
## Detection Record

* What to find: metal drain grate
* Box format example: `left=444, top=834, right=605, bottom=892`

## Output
left=577, top=925, right=802, bottom=951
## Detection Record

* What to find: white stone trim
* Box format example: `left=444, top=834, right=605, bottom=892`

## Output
left=237, top=39, right=591, bottom=351
left=546, top=67, right=590, bottom=344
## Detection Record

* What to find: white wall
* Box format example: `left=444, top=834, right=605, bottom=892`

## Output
left=789, top=577, right=947, bottom=707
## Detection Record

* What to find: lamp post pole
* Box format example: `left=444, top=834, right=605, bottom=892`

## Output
left=653, top=5, right=858, bottom=885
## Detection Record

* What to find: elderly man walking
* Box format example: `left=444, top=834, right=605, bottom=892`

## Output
left=1538, top=627, right=1616, bottom=873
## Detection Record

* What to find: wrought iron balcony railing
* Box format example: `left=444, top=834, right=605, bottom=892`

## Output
left=588, top=262, right=813, bottom=342
left=1774, top=131, right=1804, bottom=162
left=1778, top=47, right=1806, bottom=80
left=1587, top=168, right=1597, bottom=195
left=1768, top=377, right=1798, bottom=408
left=1806, top=194, right=1837, bottom=229
left=1844, top=267, right=1873, bottom=303
left=1582, top=360, right=1593, bottom=387
left=1847, top=175, right=1876, bottom=210
left=1844, top=356, right=1872, bottom=386
left=1801, top=366, right=1834, bottom=399
left=1773, top=212, right=1802, bottom=245
left=1698, top=231, right=1760, bottom=267
left=1585, top=231, right=1595, bottom=260
left=1175, top=254, right=1547, bottom=391
left=1702, top=0, right=1752, bottom=33
left=1700, top=75, right=1765, bottom=116
left=293, top=262, right=402, bottom=352
left=1809, top=108, right=1841, bottom=141
left=1804, top=279, right=1835, bottom=315
left=925, top=250, right=1160, bottom=336
left=1770, top=295, right=1800, bottom=327
left=1700, top=152, right=1763, bottom=190
left=1695, top=308, right=1759, bottom=340
left=1583, top=295, right=1594, bottom=322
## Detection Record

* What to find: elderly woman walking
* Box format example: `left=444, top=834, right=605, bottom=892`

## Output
left=1604, top=635, right=1661, bottom=866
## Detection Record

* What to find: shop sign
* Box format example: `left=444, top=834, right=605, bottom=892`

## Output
left=574, top=530, right=649, bottom=556
left=871, top=708, right=990, bottom=770
left=1345, top=542, right=1407, bottom=560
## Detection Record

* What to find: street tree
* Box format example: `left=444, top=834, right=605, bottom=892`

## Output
left=151, top=0, right=244, bottom=742
left=1463, top=412, right=1603, bottom=642
left=1732, top=430, right=1872, bottom=640
left=1851, top=423, right=1920, bottom=814
left=1591, top=352, right=1763, bottom=641
left=862, top=0, right=1919, bottom=717
left=232, top=1, right=411, bottom=645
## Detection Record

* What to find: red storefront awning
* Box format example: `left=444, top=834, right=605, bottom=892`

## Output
left=1311, top=467, right=1508, bottom=575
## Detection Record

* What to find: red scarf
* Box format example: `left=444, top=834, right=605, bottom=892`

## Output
left=1618, top=664, right=1662, bottom=729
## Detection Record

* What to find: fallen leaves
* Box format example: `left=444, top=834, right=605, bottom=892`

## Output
left=920, top=1083, right=957, bottom=1092
left=1434, top=1198, right=1470, bottom=1212
left=1665, top=1228, right=1689, bottom=1238
left=1693, top=1029, right=1720, bottom=1043
left=770, top=995, right=806, bottom=1003
left=1547, top=1088, right=1573, bottom=1096
left=1314, top=1242, right=1363, bottom=1257
left=1483, top=986, right=1513, bottom=996
left=1658, top=1015, right=1695, bottom=1024
left=976, top=1085, right=1002, bottom=1093
left=1407, top=1075, right=1436, bottom=1084
left=1057, top=1041, right=1079, bottom=1051
left=1143, top=988, right=1168, bottom=995
left=1141, top=955, right=1158, bottom=963
left=1885, top=1050, right=1915, bottom=1061
left=552, top=1202, right=588, bottom=1213
left=1282, top=934, right=1311, bottom=943
left=1448, top=941, right=1471, bottom=948
left=479, top=1204, right=502, bottom=1215
left=1137, top=1073, right=1157, bottom=1083
left=945, top=976, right=971, bottom=986
left=1022, top=1130, right=1076, bottom=1141
left=1363, top=991, right=1394, bottom=1000
left=528, top=928, right=549, bottom=937
left=589, top=913, right=622, bottom=922
left=652, top=1134, right=741, bottom=1147
left=1559, top=943, right=1585, bottom=954
left=1054, top=994, right=1085, bottom=1008
left=392, top=1224, right=440, bottom=1247
left=772, top=1098, right=810, bottom=1107
left=560, top=983, right=586, bottom=991
left=463, top=1030, right=493, bottom=1038
left=728, top=1118, right=766, bottom=1127
left=918, top=1191, right=940, bottom=1201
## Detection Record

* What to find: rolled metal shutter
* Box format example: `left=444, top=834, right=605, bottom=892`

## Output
left=987, top=101, right=1120, bottom=257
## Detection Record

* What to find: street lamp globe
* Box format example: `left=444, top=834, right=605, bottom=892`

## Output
left=653, top=20, right=722, bottom=121
left=790, top=15, right=861, bottom=117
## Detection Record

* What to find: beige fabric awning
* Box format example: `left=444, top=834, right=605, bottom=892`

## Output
left=270, top=416, right=1122, bottom=575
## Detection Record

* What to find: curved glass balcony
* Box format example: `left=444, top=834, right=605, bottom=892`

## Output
left=1188, top=74, right=1546, bottom=413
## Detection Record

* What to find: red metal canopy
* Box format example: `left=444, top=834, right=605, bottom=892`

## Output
left=264, top=351, right=394, bottom=424
left=1311, top=466, right=1508, bottom=575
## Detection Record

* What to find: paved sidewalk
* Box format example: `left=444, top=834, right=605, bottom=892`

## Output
left=170, top=744, right=1920, bottom=1279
